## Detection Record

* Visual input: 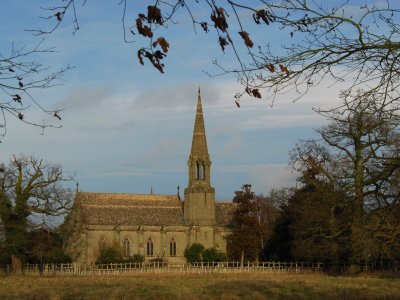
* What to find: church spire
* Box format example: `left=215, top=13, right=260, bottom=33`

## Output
left=184, top=89, right=216, bottom=225
left=190, top=88, right=210, bottom=160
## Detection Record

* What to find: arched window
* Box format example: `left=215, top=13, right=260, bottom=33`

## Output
left=123, top=238, right=131, bottom=257
left=195, top=161, right=205, bottom=180
left=195, top=162, right=200, bottom=180
left=200, top=163, right=205, bottom=180
left=147, top=238, right=153, bottom=256
left=170, top=239, right=177, bottom=256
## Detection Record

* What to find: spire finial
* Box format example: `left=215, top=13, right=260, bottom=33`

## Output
left=177, top=185, right=181, bottom=200
left=198, top=87, right=201, bottom=96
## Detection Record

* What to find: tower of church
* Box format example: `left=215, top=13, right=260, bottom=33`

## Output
left=184, top=89, right=216, bottom=225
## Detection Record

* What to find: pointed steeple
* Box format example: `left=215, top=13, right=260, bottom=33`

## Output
left=184, top=89, right=216, bottom=226
left=190, top=88, right=210, bottom=160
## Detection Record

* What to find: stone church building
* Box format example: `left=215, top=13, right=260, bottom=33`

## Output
left=65, top=91, right=234, bottom=264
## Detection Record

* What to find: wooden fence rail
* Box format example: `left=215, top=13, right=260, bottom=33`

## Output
left=0, top=261, right=398, bottom=276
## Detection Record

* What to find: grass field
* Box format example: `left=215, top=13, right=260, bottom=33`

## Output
left=0, top=272, right=399, bottom=299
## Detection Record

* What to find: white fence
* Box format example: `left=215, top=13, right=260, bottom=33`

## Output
left=1, top=261, right=323, bottom=276
left=1, top=261, right=398, bottom=276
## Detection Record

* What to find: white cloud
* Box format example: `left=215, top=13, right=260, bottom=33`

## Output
left=247, top=164, right=297, bottom=194
left=56, top=86, right=112, bottom=112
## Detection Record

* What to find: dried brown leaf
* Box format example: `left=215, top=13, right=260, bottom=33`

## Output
left=252, top=89, right=261, bottom=98
left=152, top=37, right=169, bottom=53
left=147, top=5, right=163, bottom=25
left=136, top=18, right=153, bottom=38
left=279, top=64, right=290, bottom=76
left=211, top=7, right=228, bottom=32
left=239, top=31, right=254, bottom=48
left=266, top=64, right=275, bottom=72
left=219, top=37, right=229, bottom=52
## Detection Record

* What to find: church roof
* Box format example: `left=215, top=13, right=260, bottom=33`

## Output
left=74, top=192, right=234, bottom=228
left=75, top=192, right=184, bottom=226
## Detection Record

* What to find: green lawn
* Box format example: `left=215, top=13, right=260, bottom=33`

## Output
left=0, top=272, right=399, bottom=299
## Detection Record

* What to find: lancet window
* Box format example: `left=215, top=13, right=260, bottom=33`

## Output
left=170, top=239, right=177, bottom=256
left=195, top=161, right=205, bottom=180
left=123, top=238, right=131, bottom=257
left=147, top=238, right=154, bottom=256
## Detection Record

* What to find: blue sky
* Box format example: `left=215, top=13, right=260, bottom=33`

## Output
left=0, top=0, right=372, bottom=200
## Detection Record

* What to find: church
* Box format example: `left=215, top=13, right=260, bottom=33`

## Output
left=64, top=90, right=234, bottom=264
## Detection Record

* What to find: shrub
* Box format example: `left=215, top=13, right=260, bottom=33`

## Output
left=95, top=247, right=123, bottom=264
left=202, top=248, right=228, bottom=263
left=184, top=243, right=204, bottom=263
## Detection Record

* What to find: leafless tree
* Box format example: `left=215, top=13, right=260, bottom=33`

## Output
left=289, top=91, right=400, bottom=263
left=0, top=40, right=71, bottom=141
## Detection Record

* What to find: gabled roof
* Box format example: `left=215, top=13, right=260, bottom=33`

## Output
left=75, top=192, right=184, bottom=226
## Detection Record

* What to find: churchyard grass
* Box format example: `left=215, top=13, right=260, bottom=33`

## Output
left=1, top=272, right=400, bottom=299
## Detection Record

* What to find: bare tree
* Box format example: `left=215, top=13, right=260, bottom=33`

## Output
left=0, top=40, right=71, bottom=141
left=290, top=91, right=400, bottom=263
left=289, top=141, right=351, bottom=264
left=32, top=1, right=400, bottom=106
left=0, top=154, right=74, bottom=271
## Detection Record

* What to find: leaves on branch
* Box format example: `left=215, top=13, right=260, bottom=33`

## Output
left=235, top=100, right=240, bottom=108
left=137, top=48, right=165, bottom=73
left=211, top=7, right=228, bottom=33
left=18, top=113, right=24, bottom=120
left=266, top=64, right=275, bottom=72
left=147, top=5, right=163, bottom=25
left=245, top=87, right=262, bottom=98
left=136, top=18, right=153, bottom=38
left=18, top=81, right=24, bottom=88
left=253, top=9, right=274, bottom=25
left=219, top=37, right=229, bottom=52
left=13, top=94, right=22, bottom=104
left=152, top=37, right=169, bottom=53
left=201, top=22, right=209, bottom=33
left=8, top=68, right=15, bottom=72
left=239, top=31, right=253, bottom=48
left=55, top=12, right=63, bottom=22
left=279, top=64, right=290, bottom=77
left=252, top=89, right=261, bottom=98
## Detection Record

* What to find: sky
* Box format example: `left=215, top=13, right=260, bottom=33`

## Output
left=0, top=1, right=373, bottom=200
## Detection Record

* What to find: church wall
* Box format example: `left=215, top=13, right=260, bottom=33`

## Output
left=71, top=224, right=230, bottom=264
left=184, top=189, right=216, bottom=225
left=81, top=225, right=190, bottom=264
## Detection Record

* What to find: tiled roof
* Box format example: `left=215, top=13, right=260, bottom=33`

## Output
left=75, top=192, right=184, bottom=226
left=215, top=202, right=235, bottom=227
